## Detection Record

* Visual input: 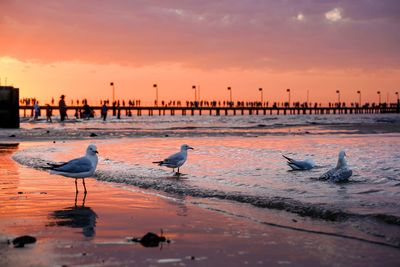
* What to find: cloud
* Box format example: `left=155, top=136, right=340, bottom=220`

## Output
left=296, top=12, right=305, bottom=21
left=0, top=0, right=399, bottom=71
left=325, top=8, right=342, bottom=22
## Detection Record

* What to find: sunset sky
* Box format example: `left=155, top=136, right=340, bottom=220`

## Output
left=1, top=0, right=399, bottom=104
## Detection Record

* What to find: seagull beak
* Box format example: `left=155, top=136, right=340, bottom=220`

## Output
left=188, top=147, right=194, bottom=150
left=95, top=150, right=99, bottom=154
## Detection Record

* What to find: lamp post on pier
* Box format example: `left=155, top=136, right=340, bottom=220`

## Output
left=227, top=87, right=232, bottom=104
left=396, top=92, right=399, bottom=102
left=286, top=88, right=291, bottom=107
left=192, top=85, right=197, bottom=102
left=110, top=82, right=115, bottom=103
left=357, top=90, right=361, bottom=106
left=259, top=88, right=263, bottom=103
left=153, top=84, right=158, bottom=106
left=377, top=91, right=381, bottom=106
left=336, top=90, right=341, bottom=107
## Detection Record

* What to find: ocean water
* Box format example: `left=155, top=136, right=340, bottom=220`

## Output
left=11, top=113, right=400, bottom=248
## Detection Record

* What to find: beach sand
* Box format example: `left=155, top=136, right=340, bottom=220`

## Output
left=1, top=143, right=399, bottom=266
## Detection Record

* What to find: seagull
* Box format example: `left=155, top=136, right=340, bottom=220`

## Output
left=282, top=155, right=315, bottom=170
left=46, top=144, right=99, bottom=193
left=153, top=144, right=193, bottom=175
left=319, top=150, right=352, bottom=182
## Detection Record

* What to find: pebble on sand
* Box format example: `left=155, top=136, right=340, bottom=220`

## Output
left=12, top=235, right=37, bottom=248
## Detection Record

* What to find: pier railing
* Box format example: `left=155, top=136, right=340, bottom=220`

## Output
left=20, top=105, right=400, bottom=117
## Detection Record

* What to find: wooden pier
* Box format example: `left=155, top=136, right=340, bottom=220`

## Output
left=20, top=104, right=400, bottom=117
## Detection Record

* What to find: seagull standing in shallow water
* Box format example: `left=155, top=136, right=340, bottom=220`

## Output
left=282, top=155, right=315, bottom=170
left=46, top=144, right=99, bottom=193
left=320, top=150, right=352, bottom=183
left=153, top=144, right=194, bottom=175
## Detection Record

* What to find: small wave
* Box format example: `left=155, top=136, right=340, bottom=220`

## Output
left=356, top=189, right=383, bottom=194
left=13, top=151, right=400, bottom=227
left=375, top=118, right=397, bottom=123
left=88, top=169, right=400, bottom=230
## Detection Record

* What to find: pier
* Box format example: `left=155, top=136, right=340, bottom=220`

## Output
left=19, top=104, right=399, bottom=118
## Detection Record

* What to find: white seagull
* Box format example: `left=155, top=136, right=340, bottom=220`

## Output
left=320, top=150, right=352, bottom=182
left=282, top=155, right=315, bottom=170
left=153, top=144, right=194, bottom=175
left=46, top=144, right=99, bottom=193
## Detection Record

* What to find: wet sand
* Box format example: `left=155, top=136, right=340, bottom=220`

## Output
left=1, top=144, right=399, bottom=266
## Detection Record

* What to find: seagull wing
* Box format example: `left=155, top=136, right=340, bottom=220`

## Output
left=162, top=152, right=186, bottom=167
left=330, top=168, right=352, bottom=183
left=52, top=156, right=93, bottom=173
left=319, top=167, right=336, bottom=180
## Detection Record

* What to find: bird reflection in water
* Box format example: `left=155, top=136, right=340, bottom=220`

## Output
left=48, top=193, right=98, bottom=238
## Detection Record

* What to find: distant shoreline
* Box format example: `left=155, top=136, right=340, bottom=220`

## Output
left=1, top=121, right=400, bottom=141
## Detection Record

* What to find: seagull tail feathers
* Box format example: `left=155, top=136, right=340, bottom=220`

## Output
left=282, top=155, right=293, bottom=162
left=42, top=162, right=67, bottom=170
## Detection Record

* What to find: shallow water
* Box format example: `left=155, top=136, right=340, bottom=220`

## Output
left=4, top=114, right=399, bottom=246
left=3, top=146, right=399, bottom=267
left=12, top=131, right=400, bottom=248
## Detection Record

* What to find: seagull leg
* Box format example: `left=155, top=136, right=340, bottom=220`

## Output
left=74, top=190, right=78, bottom=207
left=83, top=178, right=87, bottom=194
left=82, top=191, right=87, bottom=207
left=75, top=178, right=79, bottom=193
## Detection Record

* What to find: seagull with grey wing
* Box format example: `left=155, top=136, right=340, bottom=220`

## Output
left=282, top=155, right=315, bottom=170
left=153, top=144, right=193, bottom=175
left=320, top=150, right=352, bottom=183
left=45, top=144, right=99, bottom=193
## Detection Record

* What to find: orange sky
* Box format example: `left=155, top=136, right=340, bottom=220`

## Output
left=1, top=1, right=399, bottom=105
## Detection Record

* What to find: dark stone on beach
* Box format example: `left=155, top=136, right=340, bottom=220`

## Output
left=165, top=134, right=169, bottom=137
left=90, top=133, right=97, bottom=137
left=9, top=134, right=16, bottom=138
left=46, top=130, right=50, bottom=133
left=191, top=256, right=196, bottom=260
left=129, top=232, right=168, bottom=247
left=53, top=141, right=56, bottom=143
left=305, top=131, right=310, bottom=134
left=292, top=219, right=298, bottom=222
left=0, top=142, right=19, bottom=147
left=17, top=191, right=23, bottom=194
left=12, top=235, right=37, bottom=248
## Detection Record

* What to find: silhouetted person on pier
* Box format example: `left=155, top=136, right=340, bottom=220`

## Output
left=59, top=95, right=67, bottom=121
left=117, top=103, right=121, bottom=119
left=82, top=101, right=92, bottom=119
left=33, top=101, right=40, bottom=120
left=112, top=101, right=116, bottom=116
left=46, top=104, right=53, bottom=122
left=101, top=102, right=108, bottom=121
